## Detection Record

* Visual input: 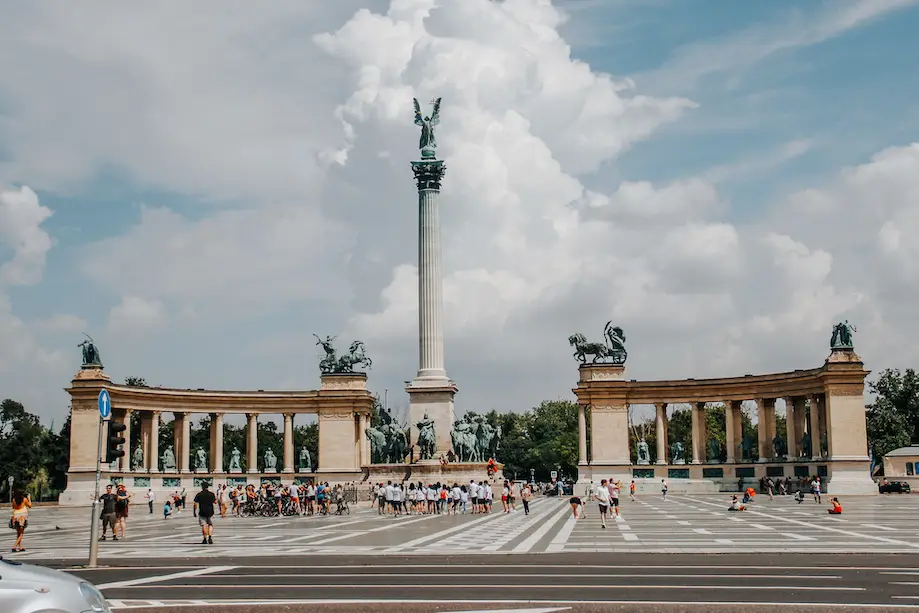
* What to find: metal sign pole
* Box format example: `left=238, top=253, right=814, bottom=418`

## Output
left=87, top=415, right=105, bottom=568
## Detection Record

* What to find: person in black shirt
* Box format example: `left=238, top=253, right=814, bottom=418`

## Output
left=97, top=484, right=118, bottom=541
left=193, top=483, right=217, bottom=545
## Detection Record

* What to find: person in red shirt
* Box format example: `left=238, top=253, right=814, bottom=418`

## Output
left=828, top=497, right=842, bottom=515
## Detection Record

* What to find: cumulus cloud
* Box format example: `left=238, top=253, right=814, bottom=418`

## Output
left=0, top=1, right=916, bottom=423
left=108, top=296, right=167, bottom=335
left=0, top=186, right=53, bottom=286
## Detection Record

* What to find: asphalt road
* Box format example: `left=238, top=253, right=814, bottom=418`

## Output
left=52, top=553, right=919, bottom=611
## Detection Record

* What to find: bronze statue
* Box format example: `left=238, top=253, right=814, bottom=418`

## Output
left=78, top=333, right=102, bottom=367
left=830, top=320, right=856, bottom=349
left=313, top=334, right=372, bottom=374
left=413, top=97, right=441, bottom=160
left=416, top=413, right=437, bottom=461
left=569, top=321, right=627, bottom=364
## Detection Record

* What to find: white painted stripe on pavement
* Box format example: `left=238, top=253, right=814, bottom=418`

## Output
left=382, top=508, right=515, bottom=552
left=861, top=523, right=897, bottom=532
left=780, top=532, right=816, bottom=541
left=97, top=565, right=235, bottom=589
left=512, top=502, right=572, bottom=553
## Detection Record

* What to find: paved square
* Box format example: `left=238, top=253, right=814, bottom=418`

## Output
left=10, top=493, right=919, bottom=562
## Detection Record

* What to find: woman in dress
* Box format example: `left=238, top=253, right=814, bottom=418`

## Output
left=10, top=490, right=31, bottom=552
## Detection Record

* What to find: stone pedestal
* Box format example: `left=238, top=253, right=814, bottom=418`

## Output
left=406, top=379, right=457, bottom=457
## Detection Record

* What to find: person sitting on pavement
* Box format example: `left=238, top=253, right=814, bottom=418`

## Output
left=728, top=494, right=746, bottom=512
left=828, top=497, right=843, bottom=515
left=795, top=490, right=806, bottom=504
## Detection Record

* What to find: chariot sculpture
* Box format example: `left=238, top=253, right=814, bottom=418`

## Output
left=569, top=321, right=627, bottom=364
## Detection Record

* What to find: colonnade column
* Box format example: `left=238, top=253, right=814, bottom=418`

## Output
left=691, top=402, right=702, bottom=464
left=282, top=413, right=295, bottom=474
left=655, top=403, right=667, bottom=464
left=808, top=394, right=821, bottom=460
left=577, top=404, right=588, bottom=465
left=764, top=398, right=776, bottom=459
left=246, top=413, right=259, bottom=473
left=755, top=398, right=769, bottom=461
left=793, top=397, right=807, bottom=457
left=149, top=411, right=160, bottom=472
left=784, top=397, right=796, bottom=460
left=175, top=412, right=191, bottom=473
left=210, top=413, right=224, bottom=473
left=725, top=400, right=736, bottom=463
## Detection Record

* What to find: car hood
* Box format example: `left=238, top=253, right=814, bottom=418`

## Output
left=1, top=559, right=84, bottom=586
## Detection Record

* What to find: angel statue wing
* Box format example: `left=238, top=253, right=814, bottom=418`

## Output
left=430, top=97, right=442, bottom=125
left=413, top=98, right=423, bottom=126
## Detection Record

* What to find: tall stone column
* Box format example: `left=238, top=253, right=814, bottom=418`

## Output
left=755, top=398, right=769, bottom=462
left=246, top=413, right=259, bottom=473
left=406, top=158, right=457, bottom=456
left=149, top=411, right=160, bottom=472
left=655, top=403, right=667, bottom=464
left=764, top=398, right=776, bottom=458
left=691, top=403, right=702, bottom=464
left=725, top=401, right=736, bottom=463
left=794, top=397, right=807, bottom=456
left=210, top=413, right=224, bottom=473
left=282, top=413, right=295, bottom=474
left=808, top=394, right=821, bottom=460
left=784, top=397, right=796, bottom=460
left=578, top=404, right=588, bottom=465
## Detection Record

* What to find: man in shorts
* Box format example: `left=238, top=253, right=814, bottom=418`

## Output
left=97, top=484, right=118, bottom=541
left=608, top=478, right=622, bottom=519
left=193, top=482, right=217, bottom=545
left=594, top=478, right=612, bottom=528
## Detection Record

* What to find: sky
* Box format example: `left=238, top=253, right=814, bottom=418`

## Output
left=2, top=0, right=919, bottom=427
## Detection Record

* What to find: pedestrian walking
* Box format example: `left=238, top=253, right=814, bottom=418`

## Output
left=521, top=483, right=532, bottom=515
left=629, top=480, right=636, bottom=501
left=193, top=483, right=217, bottom=545
left=661, top=478, right=668, bottom=499
left=595, top=478, right=611, bottom=528
left=9, top=490, right=31, bottom=552
left=145, top=488, right=155, bottom=514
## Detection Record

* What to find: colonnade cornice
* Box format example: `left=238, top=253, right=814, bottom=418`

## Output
left=573, top=361, right=868, bottom=406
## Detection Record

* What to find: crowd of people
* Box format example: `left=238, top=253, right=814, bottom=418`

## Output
left=370, top=479, right=536, bottom=516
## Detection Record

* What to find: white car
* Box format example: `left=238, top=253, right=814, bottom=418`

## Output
left=0, top=556, right=112, bottom=613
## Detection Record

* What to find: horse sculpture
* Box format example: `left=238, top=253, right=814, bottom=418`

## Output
left=569, top=321, right=628, bottom=365
left=365, top=426, right=387, bottom=464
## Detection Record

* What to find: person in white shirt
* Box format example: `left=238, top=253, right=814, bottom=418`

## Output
left=384, top=481, right=394, bottom=515
left=469, top=481, right=479, bottom=514
left=608, top=478, right=622, bottom=519
left=594, top=478, right=612, bottom=528
left=425, top=483, right=437, bottom=515
left=391, top=483, right=402, bottom=516
left=484, top=482, right=493, bottom=513
left=145, top=488, right=156, bottom=514
left=451, top=484, right=461, bottom=514
left=459, top=485, right=469, bottom=514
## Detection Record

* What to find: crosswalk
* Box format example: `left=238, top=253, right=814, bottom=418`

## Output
left=8, top=494, right=919, bottom=560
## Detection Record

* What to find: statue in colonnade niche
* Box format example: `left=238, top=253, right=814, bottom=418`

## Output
left=132, top=445, right=144, bottom=471
left=670, top=441, right=685, bottom=465
left=772, top=434, right=787, bottom=459
left=264, top=448, right=278, bottom=472
left=228, top=447, right=242, bottom=472
left=740, top=437, right=755, bottom=461
left=636, top=439, right=650, bottom=465
left=194, top=447, right=208, bottom=471
left=801, top=432, right=812, bottom=457
left=162, top=446, right=176, bottom=472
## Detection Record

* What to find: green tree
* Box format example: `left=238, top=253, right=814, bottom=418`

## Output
left=867, top=369, right=919, bottom=460
left=527, top=400, right=579, bottom=481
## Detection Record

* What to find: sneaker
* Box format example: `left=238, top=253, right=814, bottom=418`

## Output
left=112, top=536, right=118, bottom=541
left=201, top=539, right=208, bottom=544
left=207, top=537, right=213, bottom=544
left=98, top=536, right=106, bottom=541
left=601, top=524, right=606, bottom=529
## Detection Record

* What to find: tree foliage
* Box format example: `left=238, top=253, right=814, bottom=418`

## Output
left=867, top=368, right=918, bottom=462
left=0, top=399, right=67, bottom=501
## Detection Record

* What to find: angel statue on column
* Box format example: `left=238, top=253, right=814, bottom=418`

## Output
left=413, top=97, right=441, bottom=159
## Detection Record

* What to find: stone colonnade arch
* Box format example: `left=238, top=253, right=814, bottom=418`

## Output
left=573, top=347, right=876, bottom=494
left=60, top=367, right=373, bottom=506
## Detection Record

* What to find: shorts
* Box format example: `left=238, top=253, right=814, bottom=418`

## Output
left=501, top=495, right=507, bottom=502
left=198, top=514, right=214, bottom=526
left=611, top=497, right=619, bottom=506
left=569, top=497, right=582, bottom=505
left=472, top=497, right=479, bottom=505
left=101, top=513, right=116, bottom=530
left=508, top=497, right=516, bottom=504
left=598, top=504, right=609, bottom=514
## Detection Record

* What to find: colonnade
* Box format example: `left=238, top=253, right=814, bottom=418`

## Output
left=575, top=395, right=828, bottom=466
left=111, top=410, right=374, bottom=474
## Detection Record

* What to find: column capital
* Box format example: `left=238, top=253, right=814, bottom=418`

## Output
left=246, top=412, right=258, bottom=422
left=283, top=412, right=295, bottom=421
left=411, top=159, right=446, bottom=190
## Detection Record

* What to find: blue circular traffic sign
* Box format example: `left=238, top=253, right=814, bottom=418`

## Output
left=98, top=389, right=111, bottom=419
